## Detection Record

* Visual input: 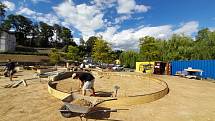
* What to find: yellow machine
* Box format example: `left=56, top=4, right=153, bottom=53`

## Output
left=136, top=62, right=155, bottom=73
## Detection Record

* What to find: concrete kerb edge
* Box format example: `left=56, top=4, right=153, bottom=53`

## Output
left=47, top=71, right=169, bottom=107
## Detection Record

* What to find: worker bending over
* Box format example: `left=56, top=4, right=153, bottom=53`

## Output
left=72, top=72, right=96, bottom=96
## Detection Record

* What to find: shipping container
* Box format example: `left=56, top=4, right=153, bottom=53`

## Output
left=171, top=60, right=215, bottom=79
left=154, top=61, right=166, bottom=75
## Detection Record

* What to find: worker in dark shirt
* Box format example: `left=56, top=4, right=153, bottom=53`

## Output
left=4, top=59, right=16, bottom=81
left=72, top=72, right=95, bottom=96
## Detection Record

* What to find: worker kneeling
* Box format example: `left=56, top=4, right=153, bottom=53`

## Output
left=72, top=72, right=96, bottom=96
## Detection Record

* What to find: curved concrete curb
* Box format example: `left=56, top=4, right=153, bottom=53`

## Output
left=48, top=71, right=169, bottom=108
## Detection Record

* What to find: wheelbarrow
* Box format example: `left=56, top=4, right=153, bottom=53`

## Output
left=59, top=94, right=117, bottom=120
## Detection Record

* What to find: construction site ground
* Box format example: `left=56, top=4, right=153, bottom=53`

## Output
left=0, top=70, right=215, bottom=121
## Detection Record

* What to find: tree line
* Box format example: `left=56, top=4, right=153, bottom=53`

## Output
left=120, top=29, right=215, bottom=68
left=49, top=36, right=121, bottom=65
left=0, top=14, right=75, bottom=48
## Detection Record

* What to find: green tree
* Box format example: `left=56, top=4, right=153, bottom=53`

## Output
left=66, top=45, right=80, bottom=61
left=209, top=30, right=215, bottom=59
left=78, top=45, right=86, bottom=59
left=38, top=22, right=54, bottom=47
left=52, top=24, right=76, bottom=49
left=51, top=24, right=62, bottom=47
left=49, top=48, right=61, bottom=65
left=163, top=34, right=194, bottom=61
left=60, top=27, right=73, bottom=45
left=139, top=36, right=161, bottom=61
left=0, top=2, right=6, bottom=26
left=30, top=23, right=40, bottom=47
left=92, top=38, right=113, bottom=63
left=1, top=18, right=11, bottom=30
left=2, top=14, right=33, bottom=46
left=119, top=50, right=139, bottom=68
left=193, top=28, right=215, bottom=59
left=79, top=37, right=85, bottom=46
left=77, top=37, right=86, bottom=58
left=113, top=50, right=123, bottom=59
left=58, top=26, right=76, bottom=50
left=86, top=36, right=98, bottom=56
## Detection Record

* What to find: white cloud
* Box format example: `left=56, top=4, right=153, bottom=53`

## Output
left=92, top=0, right=116, bottom=9
left=92, top=0, right=150, bottom=14
left=80, top=19, right=198, bottom=50
left=53, top=1, right=75, bottom=18
left=2, top=1, right=15, bottom=11
left=117, top=0, right=135, bottom=14
left=174, top=21, right=199, bottom=36
left=134, top=25, right=173, bottom=39
left=114, top=15, right=131, bottom=24
left=31, top=0, right=50, bottom=4
left=61, top=21, right=71, bottom=29
left=135, top=5, right=151, bottom=13
left=98, top=21, right=199, bottom=50
left=16, top=7, right=36, bottom=16
left=98, top=25, right=172, bottom=50
left=53, top=1, right=104, bottom=40
left=117, top=0, right=150, bottom=14
left=37, top=13, right=60, bottom=25
left=52, top=0, right=151, bottom=40
left=97, top=27, right=118, bottom=42
left=210, top=28, right=215, bottom=31
left=16, top=7, right=60, bottom=25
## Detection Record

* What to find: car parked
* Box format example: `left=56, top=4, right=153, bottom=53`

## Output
left=112, top=65, right=124, bottom=71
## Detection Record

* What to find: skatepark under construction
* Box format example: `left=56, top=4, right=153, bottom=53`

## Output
left=0, top=69, right=215, bottom=121
left=48, top=71, right=169, bottom=108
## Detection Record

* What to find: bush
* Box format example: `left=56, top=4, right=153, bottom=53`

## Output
left=48, top=49, right=61, bottom=65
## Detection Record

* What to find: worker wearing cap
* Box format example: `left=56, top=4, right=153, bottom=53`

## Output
left=72, top=72, right=96, bottom=96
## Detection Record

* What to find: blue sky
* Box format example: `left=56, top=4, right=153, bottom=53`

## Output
left=1, top=0, right=215, bottom=50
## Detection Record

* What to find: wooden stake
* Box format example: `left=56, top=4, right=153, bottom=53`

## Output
left=22, top=80, right=27, bottom=86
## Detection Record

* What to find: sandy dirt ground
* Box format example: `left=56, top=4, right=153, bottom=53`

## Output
left=0, top=70, right=215, bottom=121
left=56, top=73, right=164, bottom=97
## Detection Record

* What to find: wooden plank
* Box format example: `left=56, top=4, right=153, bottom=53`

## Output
left=12, top=80, right=23, bottom=88
left=4, top=81, right=23, bottom=88
left=3, top=83, right=14, bottom=88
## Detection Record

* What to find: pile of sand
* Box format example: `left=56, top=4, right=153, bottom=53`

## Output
left=73, top=99, right=93, bottom=107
